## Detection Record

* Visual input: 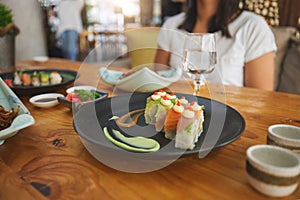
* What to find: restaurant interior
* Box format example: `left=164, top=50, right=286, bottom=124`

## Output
left=1, top=0, right=300, bottom=93
left=1, top=0, right=300, bottom=199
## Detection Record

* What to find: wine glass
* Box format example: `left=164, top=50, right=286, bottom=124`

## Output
left=182, top=33, right=217, bottom=95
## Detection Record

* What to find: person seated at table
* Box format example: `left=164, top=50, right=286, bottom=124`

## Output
left=154, top=0, right=277, bottom=91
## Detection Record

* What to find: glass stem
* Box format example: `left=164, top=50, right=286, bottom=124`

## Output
left=193, top=74, right=204, bottom=96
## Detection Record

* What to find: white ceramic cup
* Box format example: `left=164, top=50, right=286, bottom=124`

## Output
left=246, top=144, right=300, bottom=197
left=267, top=124, right=300, bottom=155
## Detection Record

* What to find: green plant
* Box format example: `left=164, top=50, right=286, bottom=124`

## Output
left=0, top=3, right=13, bottom=28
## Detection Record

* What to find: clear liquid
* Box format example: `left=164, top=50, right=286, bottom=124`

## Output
left=183, top=49, right=217, bottom=76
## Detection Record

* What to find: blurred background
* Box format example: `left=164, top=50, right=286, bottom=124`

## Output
left=1, top=0, right=299, bottom=63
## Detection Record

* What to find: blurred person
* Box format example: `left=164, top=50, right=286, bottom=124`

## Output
left=57, top=0, right=84, bottom=60
left=154, top=0, right=277, bottom=90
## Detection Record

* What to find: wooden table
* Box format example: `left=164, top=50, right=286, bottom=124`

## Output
left=1, top=58, right=300, bottom=199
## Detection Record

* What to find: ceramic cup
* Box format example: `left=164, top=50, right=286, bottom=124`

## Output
left=267, top=124, right=300, bottom=155
left=246, top=144, right=300, bottom=197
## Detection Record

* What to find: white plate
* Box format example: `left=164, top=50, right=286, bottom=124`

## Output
left=99, top=67, right=182, bottom=92
left=66, top=85, right=97, bottom=94
left=29, top=93, right=64, bottom=108
left=32, top=56, right=49, bottom=63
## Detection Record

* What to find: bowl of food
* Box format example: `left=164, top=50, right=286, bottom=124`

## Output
left=58, top=86, right=108, bottom=112
left=99, top=66, right=182, bottom=92
left=0, top=78, right=35, bottom=145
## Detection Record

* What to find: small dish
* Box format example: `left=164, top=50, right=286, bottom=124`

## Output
left=29, top=93, right=64, bottom=108
left=0, top=77, right=35, bottom=144
left=33, top=56, right=49, bottom=63
left=267, top=124, right=300, bottom=154
left=99, top=67, right=182, bottom=92
left=246, top=144, right=300, bottom=197
left=57, top=90, right=108, bottom=112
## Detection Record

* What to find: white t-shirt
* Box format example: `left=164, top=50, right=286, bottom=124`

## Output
left=157, top=11, right=277, bottom=87
left=57, top=0, right=84, bottom=35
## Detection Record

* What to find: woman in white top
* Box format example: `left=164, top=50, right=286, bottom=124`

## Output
left=154, top=0, right=277, bottom=90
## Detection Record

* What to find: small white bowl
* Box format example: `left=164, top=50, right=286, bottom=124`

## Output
left=246, top=144, right=300, bottom=197
left=33, top=56, right=49, bottom=63
left=29, top=93, right=64, bottom=108
left=66, top=85, right=97, bottom=94
left=267, top=124, right=300, bottom=154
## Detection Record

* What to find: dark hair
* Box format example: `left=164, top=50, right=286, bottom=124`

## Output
left=178, top=0, right=246, bottom=38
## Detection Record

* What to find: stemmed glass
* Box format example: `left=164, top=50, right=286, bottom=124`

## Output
left=182, top=33, right=217, bottom=95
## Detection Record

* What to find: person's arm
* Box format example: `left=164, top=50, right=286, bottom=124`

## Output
left=244, top=51, right=275, bottom=91
left=154, top=48, right=171, bottom=71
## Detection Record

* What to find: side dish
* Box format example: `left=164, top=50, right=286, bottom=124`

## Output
left=65, top=89, right=101, bottom=102
left=0, top=105, right=20, bottom=131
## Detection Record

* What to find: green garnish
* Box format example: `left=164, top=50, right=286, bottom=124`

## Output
left=74, top=89, right=100, bottom=101
left=185, top=122, right=194, bottom=134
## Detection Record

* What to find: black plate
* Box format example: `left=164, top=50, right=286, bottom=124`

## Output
left=0, top=69, right=78, bottom=96
left=73, top=92, right=246, bottom=159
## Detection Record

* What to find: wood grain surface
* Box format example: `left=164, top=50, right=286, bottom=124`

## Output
left=0, top=58, right=300, bottom=200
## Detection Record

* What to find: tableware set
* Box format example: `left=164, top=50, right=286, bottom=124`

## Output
left=246, top=124, right=300, bottom=197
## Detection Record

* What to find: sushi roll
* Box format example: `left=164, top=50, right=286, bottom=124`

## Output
left=40, top=72, right=50, bottom=85
left=144, top=92, right=161, bottom=124
left=13, top=72, right=22, bottom=85
left=154, top=95, right=173, bottom=132
left=50, top=71, right=63, bottom=84
left=189, top=101, right=205, bottom=142
left=31, top=71, right=40, bottom=87
left=164, top=101, right=184, bottom=139
left=21, top=73, right=31, bottom=86
left=175, top=107, right=199, bottom=150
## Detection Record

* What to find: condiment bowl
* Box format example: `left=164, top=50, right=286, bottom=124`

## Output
left=267, top=124, right=300, bottom=154
left=246, top=144, right=300, bottom=197
left=29, top=93, right=64, bottom=108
